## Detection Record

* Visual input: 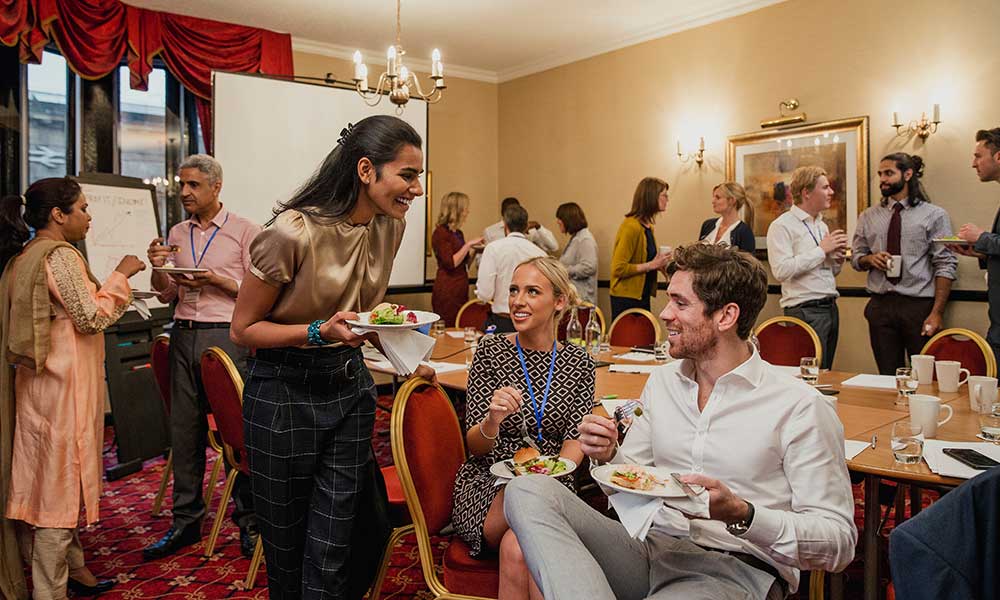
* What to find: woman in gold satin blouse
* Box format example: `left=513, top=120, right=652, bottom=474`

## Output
left=231, top=115, right=433, bottom=600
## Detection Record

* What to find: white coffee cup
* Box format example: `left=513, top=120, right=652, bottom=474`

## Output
left=910, top=354, right=935, bottom=385
left=887, top=254, right=903, bottom=278
left=935, top=360, right=970, bottom=393
left=968, top=375, right=999, bottom=413
left=908, top=394, right=953, bottom=438
left=659, top=245, right=672, bottom=256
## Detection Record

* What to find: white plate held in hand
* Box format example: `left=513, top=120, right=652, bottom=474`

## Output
left=346, top=310, right=440, bottom=330
left=591, top=464, right=692, bottom=498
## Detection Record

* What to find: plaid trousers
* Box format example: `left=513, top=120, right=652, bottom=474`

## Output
left=244, top=346, right=390, bottom=600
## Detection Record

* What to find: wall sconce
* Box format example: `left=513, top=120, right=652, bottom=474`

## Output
left=761, top=98, right=807, bottom=128
left=892, top=105, right=940, bottom=140
left=677, top=137, right=705, bottom=167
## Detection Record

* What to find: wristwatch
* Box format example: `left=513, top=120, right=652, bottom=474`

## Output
left=726, top=500, right=755, bottom=537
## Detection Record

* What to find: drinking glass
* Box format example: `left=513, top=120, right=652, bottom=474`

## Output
left=654, top=340, right=670, bottom=362
left=895, top=367, right=918, bottom=407
left=463, top=327, right=477, bottom=344
left=599, top=335, right=611, bottom=354
left=891, top=420, right=924, bottom=464
left=800, top=357, right=819, bottom=385
left=980, top=402, right=1000, bottom=441
left=431, top=320, right=445, bottom=337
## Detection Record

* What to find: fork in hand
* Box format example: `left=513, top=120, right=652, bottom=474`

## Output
left=512, top=383, right=542, bottom=453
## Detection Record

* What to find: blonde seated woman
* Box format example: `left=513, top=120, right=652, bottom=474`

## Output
left=452, top=257, right=595, bottom=600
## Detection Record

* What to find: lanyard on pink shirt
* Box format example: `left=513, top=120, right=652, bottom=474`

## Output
left=189, top=214, right=229, bottom=267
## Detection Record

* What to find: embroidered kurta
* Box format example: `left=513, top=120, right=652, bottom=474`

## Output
left=5, top=247, right=131, bottom=528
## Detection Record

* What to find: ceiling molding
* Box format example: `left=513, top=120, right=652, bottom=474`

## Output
left=292, top=38, right=500, bottom=84
left=496, top=0, right=787, bottom=82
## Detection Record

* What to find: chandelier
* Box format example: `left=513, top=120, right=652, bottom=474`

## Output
left=351, top=0, right=445, bottom=111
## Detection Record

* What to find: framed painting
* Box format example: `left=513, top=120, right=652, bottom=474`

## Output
left=726, top=116, right=870, bottom=253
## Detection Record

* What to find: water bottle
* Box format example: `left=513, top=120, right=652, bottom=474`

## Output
left=584, top=310, right=602, bottom=355
left=566, top=307, right=583, bottom=347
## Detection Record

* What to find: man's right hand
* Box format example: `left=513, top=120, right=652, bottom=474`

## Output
left=578, top=414, right=619, bottom=463
left=147, top=237, right=172, bottom=267
left=820, top=229, right=848, bottom=255
left=864, top=251, right=893, bottom=272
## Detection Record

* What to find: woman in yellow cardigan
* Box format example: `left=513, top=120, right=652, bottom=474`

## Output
left=610, top=177, right=671, bottom=321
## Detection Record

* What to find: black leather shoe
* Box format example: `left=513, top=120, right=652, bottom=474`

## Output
left=67, top=577, right=116, bottom=596
left=240, top=524, right=259, bottom=559
left=142, top=525, right=201, bottom=561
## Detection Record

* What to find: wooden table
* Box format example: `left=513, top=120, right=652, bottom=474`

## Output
left=369, top=333, right=988, bottom=600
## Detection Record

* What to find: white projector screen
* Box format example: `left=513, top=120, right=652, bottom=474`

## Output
left=213, top=71, right=428, bottom=287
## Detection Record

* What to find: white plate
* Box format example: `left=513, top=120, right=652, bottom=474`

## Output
left=152, top=266, right=209, bottom=274
left=590, top=464, right=690, bottom=498
left=931, top=238, right=971, bottom=245
left=489, top=456, right=578, bottom=480
left=131, top=290, right=159, bottom=299
left=347, top=310, right=440, bottom=330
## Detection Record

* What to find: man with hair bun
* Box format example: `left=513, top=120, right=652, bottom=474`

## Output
left=852, top=153, right=956, bottom=375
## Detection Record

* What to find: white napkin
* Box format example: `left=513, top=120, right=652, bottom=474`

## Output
left=131, top=298, right=151, bottom=320
left=609, top=364, right=660, bottom=374
left=445, top=330, right=466, bottom=339
left=606, top=486, right=710, bottom=540
left=613, top=351, right=657, bottom=362
left=369, top=359, right=467, bottom=376
left=922, top=439, right=1000, bottom=479
left=844, top=440, right=870, bottom=460
left=354, top=328, right=435, bottom=376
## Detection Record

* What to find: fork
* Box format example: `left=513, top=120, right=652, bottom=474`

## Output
left=512, top=383, right=542, bottom=453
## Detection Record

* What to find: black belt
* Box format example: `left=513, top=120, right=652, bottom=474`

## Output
left=173, top=319, right=231, bottom=330
left=791, top=296, right=836, bottom=309
left=700, top=546, right=785, bottom=592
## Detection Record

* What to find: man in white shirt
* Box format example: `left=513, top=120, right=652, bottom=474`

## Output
left=483, top=196, right=558, bottom=252
left=504, top=244, right=857, bottom=600
left=476, top=204, right=546, bottom=332
left=765, top=166, right=848, bottom=369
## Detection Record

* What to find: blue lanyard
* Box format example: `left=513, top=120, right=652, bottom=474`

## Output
left=189, top=214, right=229, bottom=267
left=515, top=336, right=558, bottom=442
left=801, top=218, right=820, bottom=246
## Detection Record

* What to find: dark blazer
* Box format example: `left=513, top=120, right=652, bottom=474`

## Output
left=699, top=218, right=756, bottom=253
left=976, top=206, right=1000, bottom=347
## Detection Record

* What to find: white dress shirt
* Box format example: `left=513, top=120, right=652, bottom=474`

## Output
left=475, top=232, right=547, bottom=314
left=766, top=205, right=842, bottom=308
left=611, top=350, right=857, bottom=592
left=702, top=217, right=740, bottom=246
left=483, top=220, right=559, bottom=252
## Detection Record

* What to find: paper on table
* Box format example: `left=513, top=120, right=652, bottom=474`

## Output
left=844, top=440, right=870, bottom=460
left=841, top=374, right=898, bottom=390
left=613, top=351, right=657, bottom=362
left=922, top=439, right=1000, bottom=479
left=610, top=364, right=660, bottom=374
left=445, top=331, right=466, bottom=339
left=369, top=360, right=466, bottom=376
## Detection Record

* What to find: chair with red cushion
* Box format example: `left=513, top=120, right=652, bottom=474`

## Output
left=608, top=308, right=661, bottom=347
left=199, top=347, right=264, bottom=588
left=369, top=464, right=414, bottom=600
left=556, top=303, right=606, bottom=342
left=920, top=327, right=997, bottom=378
left=390, top=377, right=498, bottom=599
left=456, top=300, right=492, bottom=330
left=754, top=316, right=822, bottom=367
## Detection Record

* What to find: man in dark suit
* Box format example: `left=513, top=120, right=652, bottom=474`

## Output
left=953, top=128, right=1000, bottom=362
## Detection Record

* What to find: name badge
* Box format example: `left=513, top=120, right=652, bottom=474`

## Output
left=183, top=288, right=201, bottom=304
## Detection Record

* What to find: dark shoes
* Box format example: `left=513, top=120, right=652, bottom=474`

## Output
left=142, top=524, right=202, bottom=561
left=67, top=577, right=116, bottom=596
left=240, top=524, right=260, bottom=559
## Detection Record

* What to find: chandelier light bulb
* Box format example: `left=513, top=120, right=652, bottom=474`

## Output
left=353, top=50, right=362, bottom=65
left=399, top=66, right=409, bottom=82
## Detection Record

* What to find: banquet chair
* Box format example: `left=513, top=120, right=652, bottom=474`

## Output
left=608, top=308, right=661, bottom=347
left=149, top=334, right=225, bottom=517
left=199, top=347, right=265, bottom=588
left=754, top=316, right=822, bottom=367
left=920, top=327, right=996, bottom=378
left=390, top=377, right=499, bottom=599
left=556, top=302, right=606, bottom=342
left=456, top=300, right=492, bottom=330
left=369, top=463, right=415, bottom=600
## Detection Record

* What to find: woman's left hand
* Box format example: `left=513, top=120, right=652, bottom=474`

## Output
left=412, top=363, right=438, bottom=385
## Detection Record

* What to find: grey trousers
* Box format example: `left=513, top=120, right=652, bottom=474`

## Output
left=784, top=300, right=839, bottom=370
left=168, top=326, right=255, bottom=531
left=504, top=476, right=784, bottom=600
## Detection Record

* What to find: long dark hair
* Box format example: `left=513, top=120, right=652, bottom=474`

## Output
left=0, top=176, right=82, bottom=270
left=270, top=115, right=422, bottom=225
left=882, top=152, right=930, bottom=206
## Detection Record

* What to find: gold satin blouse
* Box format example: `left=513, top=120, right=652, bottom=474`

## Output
left=249, top=210, right=406, bottom=324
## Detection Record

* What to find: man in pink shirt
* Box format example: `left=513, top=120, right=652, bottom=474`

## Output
left=143, top=154, right=262, bottom=561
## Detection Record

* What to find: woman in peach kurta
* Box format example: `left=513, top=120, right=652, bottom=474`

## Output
left=0, top=176, right=145, bottom=600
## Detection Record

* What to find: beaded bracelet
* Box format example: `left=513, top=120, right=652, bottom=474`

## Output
left=479, top=422, right=499, bottom=441
left=307, top=319, right=328, bottom=346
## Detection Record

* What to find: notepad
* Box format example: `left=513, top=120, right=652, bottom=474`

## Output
left=844, top=440, right=870, bottom=460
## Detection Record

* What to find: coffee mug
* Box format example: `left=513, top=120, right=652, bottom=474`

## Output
left=659, top=245, right=672, bottom=256
left=968, top=375, right=999, bottom=413
left=908, top=394, right=954, bottom=438
left=935, top=360, right=970, bottom=393
left=910, top=354, right=935, bottom=385
left=886, top=254, right=902, bottom=278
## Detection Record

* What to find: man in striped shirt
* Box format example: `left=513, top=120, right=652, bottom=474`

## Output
left=851, top=153, right=957, bottom=375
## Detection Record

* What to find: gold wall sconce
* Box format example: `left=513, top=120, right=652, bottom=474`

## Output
left=677, top=137, right=705, bottom=167
left=761, top=98, right=807, bottom=129
left=892, top=105, right=940, bottom=140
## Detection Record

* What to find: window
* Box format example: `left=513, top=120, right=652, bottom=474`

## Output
left=26, top=51, right=69, bottom=183
left=119, top=65, right=166, bottom=181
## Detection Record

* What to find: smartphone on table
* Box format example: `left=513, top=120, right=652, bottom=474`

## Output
left=942, top=447, right=1000, bottom=470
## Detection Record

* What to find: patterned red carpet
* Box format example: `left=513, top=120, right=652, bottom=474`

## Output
left=46, top=405, right=927, bottom=598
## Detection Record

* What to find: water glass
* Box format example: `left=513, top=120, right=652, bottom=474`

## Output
left=599, top=335, right=611, bottom=354
left=431, top=320, right=445, bottom=337
left=463, top=327, right=477, bottom=344
left=980, top=402, right=1000, bottom=441
left=891, top=420, right=924, bottom=464
left=654, top=340, right=670, bottom=362
left=800, top=357, right=819, bottom=385
left=895, top=367, right=918, bottom=406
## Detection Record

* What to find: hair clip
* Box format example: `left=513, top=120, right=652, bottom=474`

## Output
left=338, top=122, right=355, bottom=146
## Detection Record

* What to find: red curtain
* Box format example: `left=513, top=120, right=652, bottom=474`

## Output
left=0, top=0, right=294, bottom=153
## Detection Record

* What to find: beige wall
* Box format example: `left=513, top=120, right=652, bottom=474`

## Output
left=496, top=0, right=1000, bottom=372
